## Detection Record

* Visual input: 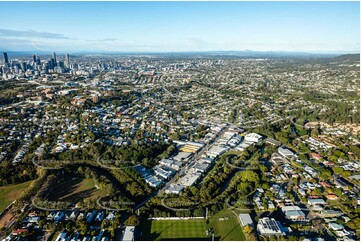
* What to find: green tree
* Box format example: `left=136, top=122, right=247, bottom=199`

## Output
left=125, top=215, right=140, bottom=226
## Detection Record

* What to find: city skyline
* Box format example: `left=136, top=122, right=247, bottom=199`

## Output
left=0, top=1, right=359, bottom=53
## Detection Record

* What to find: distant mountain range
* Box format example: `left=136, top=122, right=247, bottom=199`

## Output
left=330, top=53, right=360, bottom=62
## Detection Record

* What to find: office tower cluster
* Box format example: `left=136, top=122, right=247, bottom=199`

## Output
left=1, top=52, right=72, bottom=78
left=1, top=51, right=126, bottom=81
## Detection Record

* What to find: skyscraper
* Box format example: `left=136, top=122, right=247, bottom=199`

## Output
left=36, top=56, right=41, bottom=66
left=33, top=54, right=37, bottom=63
left=21, top=62, right=27, bottom=71
left=53, top=52, right=57, bottom=66
left=65, top=53, right=70, bottom=68
left=3, top=52, right=9, bottom=65
left=50, top=58, right=55, bottom=68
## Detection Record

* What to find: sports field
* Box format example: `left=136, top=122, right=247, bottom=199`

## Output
left=140, top=219, right=209, bottom=241
left=0, top=180, right=32, bottom=212
left=209, top=209, right=246, bottom=241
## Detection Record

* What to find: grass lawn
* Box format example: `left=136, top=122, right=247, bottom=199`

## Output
left=139, top=219, right=209, bottom=241
left=46, top=175, right=107, bottom=204
left=0, top=180, right=33, bottom=212
left=209, top=209, right=246, bottom=241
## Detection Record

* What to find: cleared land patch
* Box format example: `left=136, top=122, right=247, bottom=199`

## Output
left=45, top=174, right=107, bottom=204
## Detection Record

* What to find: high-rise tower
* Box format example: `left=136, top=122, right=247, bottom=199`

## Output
left=65, top=53, right=70, bottom=68
left=53, top=52, right=57, bottom=66
left=36, top=56, right=41, bottom=66
left=3, top=52, right=9, bottom=65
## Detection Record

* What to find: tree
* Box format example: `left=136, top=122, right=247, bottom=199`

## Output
left=261, top=183, right=270, bottom=190
left=193, top=208, right=204, bottom=217
left=332, top=166, right=343, bottom=175
left=240, top=170, right=259, bottom=183
left=237, top=182, right=252, bottom=195
left=319, top=169, right=332, bottom=180
left=243, top=224, right=253, bottom=233
left=125, top=215, right=140, bottom=226
left=210, top=205, right=219, bottom=213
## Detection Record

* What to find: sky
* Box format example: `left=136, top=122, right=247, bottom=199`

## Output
left=0, top=1, right=359, bottom=53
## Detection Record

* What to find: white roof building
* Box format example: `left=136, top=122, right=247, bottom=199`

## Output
left=159, top=159, right=182, bottom=170
left=257, top=217, right=283, bottom=237
left=194, top=163, right=209, bottom=173
left=153, top=166, right=175, bottom=180
left=235, top=140, right=252, bottom=151
left=244, top=133, right=263, bottom=143
left=173, top=152, right=192, bottom=162
left=55, top=232, right=68, bottom=241
left=308, top=198, right=326, bottom=205
left=239, top=213, right=253, bottom=227
left=144, top=175, right=163, bottom=187
left=177, top=169, right=201, bottom=187
left=165, top=184, right=185, bottom=195
left=328, top=222, right=344, bottom=231
left=207, top=145, right=229, bottom=158
left=278, top=147, right=295, bottom=158
left=122, top=226, right=135, bottom=241
left=281, top=206, right=306, bottom=221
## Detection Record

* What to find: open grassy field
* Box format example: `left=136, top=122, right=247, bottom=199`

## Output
left=139, top=219, right=209, bottom=241
left=209, top=209, right=246, bottom=241
left=46, top=175, right=107, bottom=204
left=0, top=180, right=33, bottom=212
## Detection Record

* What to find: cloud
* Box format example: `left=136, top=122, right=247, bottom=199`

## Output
left=0, top=28, right=71, bottom=39
left=0, top=38, right=37, bottom=50
left=0, top=37, right=74, bottom=51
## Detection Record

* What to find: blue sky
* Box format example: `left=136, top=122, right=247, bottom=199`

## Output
left=0, top=1, right=359, bottom=53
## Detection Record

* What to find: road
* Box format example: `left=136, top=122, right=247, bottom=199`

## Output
left=31, top=198, right=75, bottom=212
